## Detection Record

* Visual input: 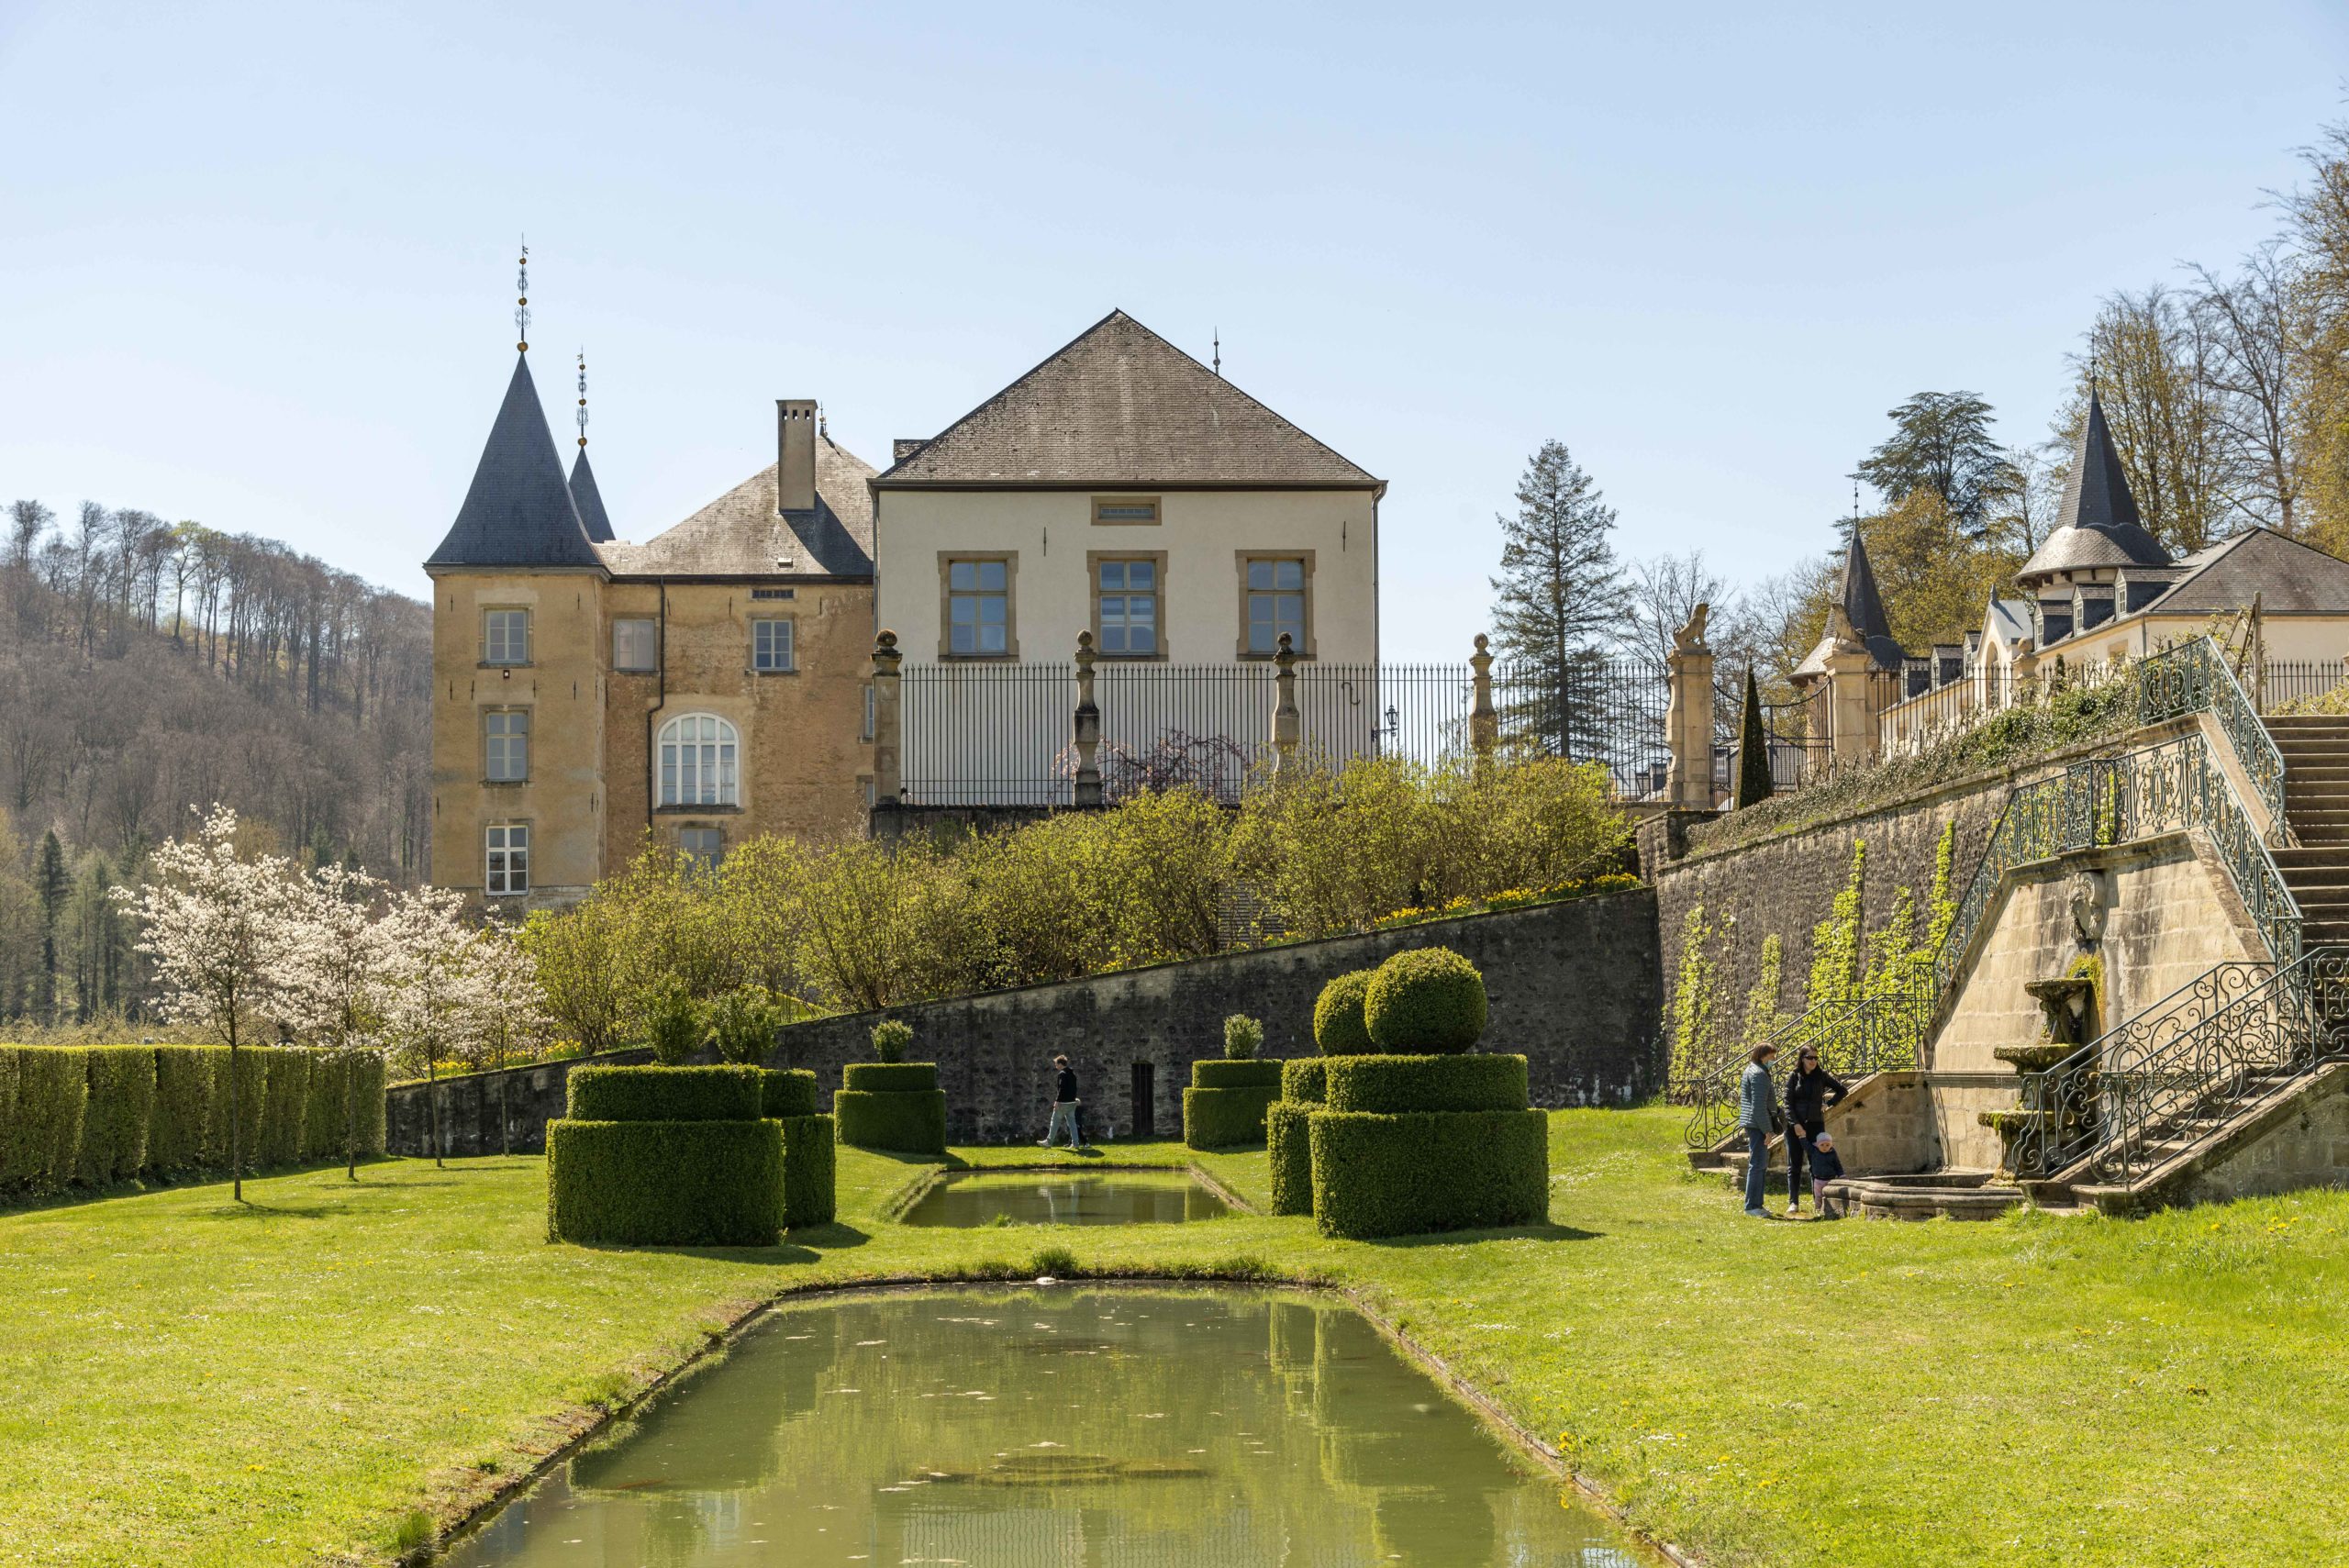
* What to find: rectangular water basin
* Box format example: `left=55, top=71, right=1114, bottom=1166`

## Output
left=435, top=1286, right=1653, bottom=1567
left=899, top=1169, right=1230, bottom=1227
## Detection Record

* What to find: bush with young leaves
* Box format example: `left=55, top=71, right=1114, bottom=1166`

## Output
left=869, top=1018, right=914, bottom=1063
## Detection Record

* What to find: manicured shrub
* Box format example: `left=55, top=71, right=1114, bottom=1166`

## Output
left=301, top=1053, right=345, bottom=1162
left=779, top=1113, right=836, bottom=1228
left=870, top=1018, right=913, bottom=1063
left=841, top=1062, right=940, bottom=1094
left=347, top=1053, right=389, bottom=1159
left=569, top=1064, right=763, bottom=1122
left=1280, top=1058, right=1329, bottom=1104
left=760, top=1068, right=819, bottom=1119
left=545, top=1118, right=783, bottom=1246
left=1183, top=1082, right=1280, bottom=1150
left=833, top=1085, right=949, bottom=1153
left=1312, top=970, right=1375, bottom=1055
left=1192, top=1059, right=1284, bottom=1090
left=1363, top=947, right=1487, bottom=1053
left=76, top=1047, right=156, bottom=1186
left=703, top=986, right=784, bottom=1064
left=644, top=983, right=700, bottom=1066
left=1307, top=1108, right=1549, bottom=1240
left=1322, top=1053, right=1527, bottom=1115
left=147, top=1047, right=217, bottom=1174
left=1266, top=1100, right=1317, bottom=1216
left=257, top=1050, right=311, bottom=1168
left=1223, top=1014, right=1264, bottom=1060
left=0, top=1048, right=86, bottom=1194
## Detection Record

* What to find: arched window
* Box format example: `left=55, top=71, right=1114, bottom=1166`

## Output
left=658, top=713, right=739, bottom=806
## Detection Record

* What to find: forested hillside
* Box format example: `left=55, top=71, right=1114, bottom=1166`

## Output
left=0, top=499, right=430, bottom=1028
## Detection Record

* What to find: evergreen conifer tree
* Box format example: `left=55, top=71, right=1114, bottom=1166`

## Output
left=1488, top=439, right=1626, bottom=758
left=34, top=830, right=66, bottom=1022
left=1735, top=667, right=1774, bottom=808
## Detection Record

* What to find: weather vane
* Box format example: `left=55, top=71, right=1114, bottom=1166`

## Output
left=576, top=350, right=589, bottom=448
left=515, top=238, right=530, bottom=352
left=1212, top=328, right=1221, bottom=377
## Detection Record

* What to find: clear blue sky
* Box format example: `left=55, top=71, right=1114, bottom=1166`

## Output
left=3, top=1, right=2343, bottom=658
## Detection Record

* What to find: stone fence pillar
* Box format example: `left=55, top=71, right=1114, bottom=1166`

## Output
left=872, top=629, right=902, bottom=803
left=1824, top=644, right=1880, bottom=771
left=1469, top=633, right=1498, bottom=761
left=1664, top=606, right=1715, bottom=809
left=1073, top=631, right=1103, bottom=806
left=1271, top=633, right=1301, bottom=775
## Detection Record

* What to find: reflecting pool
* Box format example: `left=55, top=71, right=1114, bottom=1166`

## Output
left=899, top=1170, right=1230, bottom=1228
left=437, top=1287, right=1648, bottom=1567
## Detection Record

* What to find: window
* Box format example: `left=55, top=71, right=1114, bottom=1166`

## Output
left=613, top=618, right=658, bottom=672
left=658, top=713, right=739, bottom=806
left=944, top=556, right=1012, bottom=657
left=751, top=617, right=795, bottom=672
left=1242, top=556, right=1309, bottom=656
left=1092, top=495, right=1160, bottom=526
left=485, top=824, right=529, bottom=895
left=484, top=608, right=530, bottom=665
left=1094, top=556, right=1161, bottom=656
left=484, top=709, right=529, bottom=783
left=678, top=827, right=725, bottom=865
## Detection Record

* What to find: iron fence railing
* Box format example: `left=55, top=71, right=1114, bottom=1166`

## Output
left=2137, top=637, right=2286, bottom=828
left=901, top=662, right=1074, bottom=806
left=2259, top=659, right=2349, bottom=713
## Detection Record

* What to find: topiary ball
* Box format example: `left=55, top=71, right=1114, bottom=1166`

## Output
left=1363, top=947, right=1487, bottom=1053
left=1312, top=970, right=1377, bottom=1055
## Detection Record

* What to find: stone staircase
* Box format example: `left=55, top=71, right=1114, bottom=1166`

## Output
left=2270, top=716, right=2349, bottom=945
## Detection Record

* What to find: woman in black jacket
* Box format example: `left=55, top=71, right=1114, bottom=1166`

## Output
left=1781, top=1048, right=1848, bottom=1216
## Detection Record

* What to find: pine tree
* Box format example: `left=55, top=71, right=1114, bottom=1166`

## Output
left=1488, top=439, right=1626, bottom=760
left=1735, top=668, right=1773, bottom=808
left=34, top=830, right=66, bottom=1022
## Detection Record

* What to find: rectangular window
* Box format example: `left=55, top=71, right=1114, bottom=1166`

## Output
left=944, top=557, right=1011, bottom=657
left=484, top=608, right=530, bottom=665
left=1095, top=557, right=1161, bottom=656
left=678, top=826, right=725, bottom=865
left=751, top=617, right=796, bottom=672
left=1243, top=556, right=1309, bottom=656
left=612, top=617, right=658, bottom=672
left=485, top=824, right=529, bottom=895
left=1092, top=495, right=1160, bottom=526
left=484, top=708, right=529, bottom=783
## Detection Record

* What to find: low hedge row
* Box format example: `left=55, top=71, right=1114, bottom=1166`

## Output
left=841, top=1062, right=941, bottom=1095
left=545, top=1118, right=783, bottom=1246
left=834, top=1079, right=949, bottom=1154
left=761, top=1069, right=819, bottom=1119
left=1308, top=1108, right=1550, bottom=1240
left=779, top=1114, right=836, bottom=1228
left=1280, top=1058, right=1330, bottom=1103
left=1182, top=1083, right=1280, bottom=1150
left=1192, top=1059, right=1283, bottom=1090
left=0, top=1045, right=387, bottom=1201
left=1322, top=1053, right=1528, bottom=1115
left=568, top=1064, right=764, bottom=1122
left=1266, top=1100, right=1317, bottom=1215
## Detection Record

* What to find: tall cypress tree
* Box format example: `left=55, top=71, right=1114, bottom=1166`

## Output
left=34, top=829, right=66, bottom=1022
left=1735, top=668, right=1774, bottom=808
left=1488, top=439, right=1626, bottom=758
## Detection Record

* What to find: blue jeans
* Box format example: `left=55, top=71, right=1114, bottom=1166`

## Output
left=1744, top=1129, right=1771, bottom=1212
left=1045, top=1101, right=1082, bottom=1147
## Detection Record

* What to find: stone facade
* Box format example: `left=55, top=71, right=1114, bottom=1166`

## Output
left=2159, top=1062, right=2349, bottom=1208
left=386, top=1050, right=651, bottom=1159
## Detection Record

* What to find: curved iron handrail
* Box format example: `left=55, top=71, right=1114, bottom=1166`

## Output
left=2135, top=637, right=2285, bottom=830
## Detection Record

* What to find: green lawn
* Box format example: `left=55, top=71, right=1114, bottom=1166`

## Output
left=5, top=1110, right=2346, bottom=1567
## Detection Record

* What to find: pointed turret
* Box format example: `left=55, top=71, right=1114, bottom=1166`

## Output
left=426, top=354, right=604, bottom=571
left=1838, top=528, right=1897, bottom=654
left=2017, top=388, right=2170, bottom=584
left=569, top=448, right=615, bottom=543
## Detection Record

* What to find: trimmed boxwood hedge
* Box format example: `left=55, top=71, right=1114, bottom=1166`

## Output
left=1192, top=1058, right=1284, bottom=1090
left=1364, top=947, right=1488, bottom=1053
left=147, top=1047, right=217, bottom=1173
left=258, top=1051, right=310, bottom=1168
left=1307, top=1107, right=1550, bottom=1239
left=1266, top=1100, right=1317, bottom=1215
left=1, top=1048, right=86, bottom=1194
left=545, top=1118, right=784, bottom=1245
left=76, top=1046, right=156, bottom=1185
left=779, top=1113, right=836, bottom=1228
left=1312, top=970, right=1376, bottom=1054
left=760, top=1068, right=819, bottom=1119
left=207, top=1050, right=268, bottom=1170
left=841, top=1062, right=941, bottom=1094
left=834, top=1086, right=949, bottom=1153
left=568, top=1064, right=764, bottom=1122
left=1281, top=1058, right=1330, bottom=1104
left=1183, top=1083, right=1280, bottom=1150
left=1322, top=1053, right=1528, bottom=1115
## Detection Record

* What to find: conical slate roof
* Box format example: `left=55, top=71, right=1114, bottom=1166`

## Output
left=2019, top=389, right=2170, bottom=582
left=1792, top=528, right=1907, bottom=679
left=426, top=354, right=604, bottom=570
left=569, top=447, right=615, bottom=543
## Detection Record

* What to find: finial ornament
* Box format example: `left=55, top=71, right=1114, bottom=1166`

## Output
left=575, top=350, right=589, bottom=448
left=515, top=238, right=530, bottom=352
left=1212, top=328, right=1221, bottom=377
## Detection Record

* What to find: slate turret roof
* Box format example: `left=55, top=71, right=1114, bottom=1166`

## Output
left=598, top=429, right=876, bottom=580
left=569, top=448, right=616, bottom=543
left=872, top=309, right=1381, bottom=490
left=1793, top=528, right=1908, bottom=680
left=426, top=354, right=603, bottom=571
left=2018, top=389, right=2171, bottom=582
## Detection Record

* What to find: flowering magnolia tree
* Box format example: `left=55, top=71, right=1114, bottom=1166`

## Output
left=379, top=884, right=485, bottom=1168
left=113, top=806, right=303, bottom=1200
left=462, top=918, right=551, bottom=1155
left=276, top=862, right=396, bottom=1177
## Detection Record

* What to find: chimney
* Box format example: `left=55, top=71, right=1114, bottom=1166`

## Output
left=777, top=398, right=818, bottom=512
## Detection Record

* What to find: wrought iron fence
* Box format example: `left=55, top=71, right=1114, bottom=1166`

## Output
left=2137, top=637, right=2285, bottom=827
left=2259, top=658, right=2349, bottom=712
left=900, top=662, right=1074, bottom=806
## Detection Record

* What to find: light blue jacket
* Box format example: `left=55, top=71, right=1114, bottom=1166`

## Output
left=1737, top=1062, right=1777, bottom=1134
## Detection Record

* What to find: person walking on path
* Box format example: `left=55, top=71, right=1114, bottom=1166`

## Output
left=1781, top=1047, right=1849, bottom=1217
left=1738, top=1042, right=1781, bottom=1218
left=1040, top=1055, right=1084, bottom=1149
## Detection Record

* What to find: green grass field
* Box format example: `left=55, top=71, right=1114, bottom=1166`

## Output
left=4, top=1108, right=2345, bottom=1567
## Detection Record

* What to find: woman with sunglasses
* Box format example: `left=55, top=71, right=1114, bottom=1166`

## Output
left=1781, top=1047, right=1848, bottom=1217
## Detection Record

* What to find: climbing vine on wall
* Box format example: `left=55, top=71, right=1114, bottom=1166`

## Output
left=1924, top=818, right=1959, bottom=955
left=1667, top=904, right=1720, bottom=1087
left=1740, top=932, right=1785, bottom=1049
left=1804, top=840, right=1866, bottom=1013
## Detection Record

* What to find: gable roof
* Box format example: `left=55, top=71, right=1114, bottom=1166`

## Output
left=426, top=354, right=603, bottom=572
left=598, top=428, right=876, bottom=580
left=2019, top=389, right=2170, bottom=581
left=872, top=310, right=1380, bottom=489
left=2140, top=527, right=2349, bottom=616
left=569, top=448, right=615, bottom=543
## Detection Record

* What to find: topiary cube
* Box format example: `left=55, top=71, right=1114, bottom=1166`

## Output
left=1183, top=1057, right=1284, bottom=1150
left=1363, top=947, right=1487, bottom=1053
left=834, top=1061, right=948, bottom=1153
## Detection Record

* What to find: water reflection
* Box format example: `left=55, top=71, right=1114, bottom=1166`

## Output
left=899, top=1171, right=1230, bottom=1228
left=437, top=1287, right=1651, bottom=1567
